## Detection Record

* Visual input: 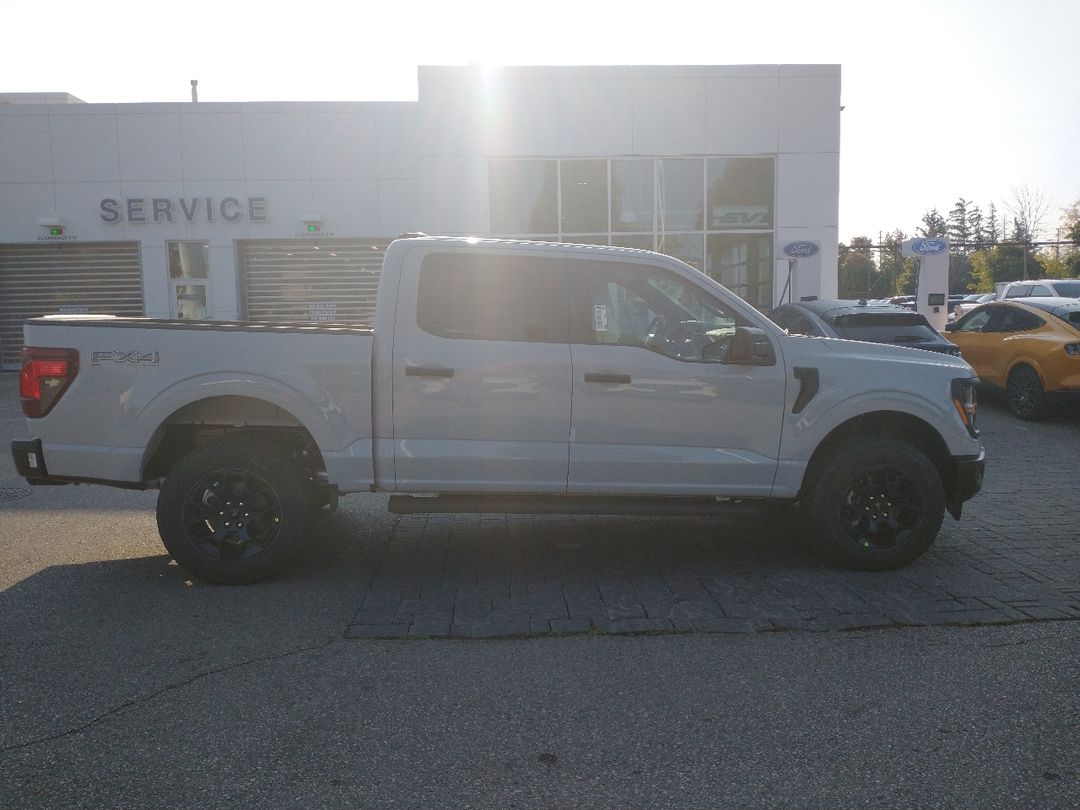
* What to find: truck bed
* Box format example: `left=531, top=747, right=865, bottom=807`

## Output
left=19, top=316, right=376, bottom=490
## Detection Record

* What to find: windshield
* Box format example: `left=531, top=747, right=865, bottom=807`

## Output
left=829, top=312, right=941, bottom=344
left=1053, top=309, right=1080, bottom=328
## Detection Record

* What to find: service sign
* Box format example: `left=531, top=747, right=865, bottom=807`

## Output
left=782, top=241, right=819, bottom=258
left=911, top=238, right=948, bottom=255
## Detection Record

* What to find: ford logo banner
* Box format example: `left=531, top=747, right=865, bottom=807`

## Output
left=783, top=241, right=819, bottom=258
left=911, top=238, right=948, bottom=255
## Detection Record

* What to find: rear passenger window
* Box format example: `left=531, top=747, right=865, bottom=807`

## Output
left=417, top=252, right=569, bottom=343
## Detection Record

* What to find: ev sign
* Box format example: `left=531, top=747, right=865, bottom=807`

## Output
left=902, top=237, right=950, bottom=331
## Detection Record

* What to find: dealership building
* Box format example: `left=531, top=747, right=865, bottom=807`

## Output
left=0, top=65, right=841, bottom=369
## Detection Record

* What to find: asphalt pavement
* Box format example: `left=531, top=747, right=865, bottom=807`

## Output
left=2, top=372, right=1079, bottom=809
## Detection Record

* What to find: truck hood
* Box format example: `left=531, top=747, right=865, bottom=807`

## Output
left=816, top=335, right=972, bottom=372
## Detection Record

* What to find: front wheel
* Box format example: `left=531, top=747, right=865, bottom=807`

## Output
left=156, top=437, right=317, bottom=584
left=1006, top=365, right=1047, bottom=421
left=802, top=437, right=945, bottom=571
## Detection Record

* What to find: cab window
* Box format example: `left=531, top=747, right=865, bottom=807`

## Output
left=583, top=262, right=743, bottom=362
left=417, top=252, right=569, bottom=343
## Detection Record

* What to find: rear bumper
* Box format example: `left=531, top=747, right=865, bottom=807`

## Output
left=10, top=438, right=59, bottom=484
left=11, top=439, right=151, bottom=490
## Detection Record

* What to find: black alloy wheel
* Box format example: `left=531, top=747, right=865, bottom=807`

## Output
left=181, top=468, right=283, bottom=561
left=157, top=437, right=317, bottom=584
left=1006, top=365, right=1047, bottom=421
left=803, top=437, right=945, bottom=571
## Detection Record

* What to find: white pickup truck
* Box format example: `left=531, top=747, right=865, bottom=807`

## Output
left=12, top=237, right=984, bottom=583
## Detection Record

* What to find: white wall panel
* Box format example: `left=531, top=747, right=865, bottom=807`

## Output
left=117, top=114, right=182, bottom=181
left=0, top=115, right=52, bottom=183
left=632, top=77, right=706, bottom=155
left=311, top=179, right=380, bottom=234
left=776, top=152, right=839, bottom=228
left=706, top=78, right=779, bottom=154
left=375, top=112, right=422, bottom=179
left=309, top=113, right=378, bottom=180
left=53, top=182, right=125, bottom=242
left=49, top=114, right=120, bottom=182
left=557, top=78, right=634, bottom=156
left=378, top=178, right=422, bottom=235
left=778, top=77, right=842, bottom=154
left=0, top=183, right=54, bottom=240
left=420, top=157, right=488, bottom=234
left=180, top=111, right=245, bottom=180
left=241, top=112, right=311, bottom=180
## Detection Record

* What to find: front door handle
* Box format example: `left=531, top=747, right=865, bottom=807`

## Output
left=406, top=366, right=455, bottom=378
left=584, top=372, right=631, bottom=384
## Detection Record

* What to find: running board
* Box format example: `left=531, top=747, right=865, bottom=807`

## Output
left=388, top=493, right=788, bottom=518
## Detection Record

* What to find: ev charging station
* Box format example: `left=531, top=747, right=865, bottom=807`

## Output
left=901, top=237, right=950, bottom=331
left=778, top=240, right=821, bottom=305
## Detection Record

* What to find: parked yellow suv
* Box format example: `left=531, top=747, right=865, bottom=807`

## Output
left=945, top=298, right=1080, bottom=420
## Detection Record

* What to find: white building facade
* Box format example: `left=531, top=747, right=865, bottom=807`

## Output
left=0, top=65, right=840, bottom=369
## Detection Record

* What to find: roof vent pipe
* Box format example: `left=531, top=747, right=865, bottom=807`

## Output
left=190, top=80, right=198, bottom=103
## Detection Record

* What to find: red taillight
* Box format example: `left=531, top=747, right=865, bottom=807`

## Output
left=19, top=347, right=79, bottom=418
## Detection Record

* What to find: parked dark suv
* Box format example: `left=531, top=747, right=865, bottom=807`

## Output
left=769, top=299, right=962, bottom=356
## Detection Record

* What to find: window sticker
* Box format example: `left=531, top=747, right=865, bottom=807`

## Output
left=593, top=304, right=609, bottom=332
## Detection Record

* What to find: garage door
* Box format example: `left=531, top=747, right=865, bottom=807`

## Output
left=0, top=242, right=143, bottom=370
left=239, top=239, right=389, bottom=325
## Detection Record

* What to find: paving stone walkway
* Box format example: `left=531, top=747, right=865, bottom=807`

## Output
left=344, top=400, right=1080, bottom=639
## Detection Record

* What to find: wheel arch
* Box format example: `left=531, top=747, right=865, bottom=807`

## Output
left=141, top=394, right=326, bottom=481
left=802, top=410, right=961, bottom=517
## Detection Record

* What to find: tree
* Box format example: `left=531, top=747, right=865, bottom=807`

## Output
left=1061, top=200, right=1080, bottom=244
left=986, top=202, right=1001, bottom=244
left=948, top=198, right=970, bottom=250
left=918, top=208, right=948, bottom=239
left=969, top=244, right=1047, bottom=292
left=967, top=205, right=986, bottom=250
left=838, top=236, right=876, bottom=298
left=1004, top=184, right=1051, bottom=242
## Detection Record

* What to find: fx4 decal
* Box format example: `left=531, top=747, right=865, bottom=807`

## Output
left=91, top=350, right=160, bottom=366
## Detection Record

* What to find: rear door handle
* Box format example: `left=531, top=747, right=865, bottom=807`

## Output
left=406, top=366, right=454, bottom=378
left=584, top=373, right=631, bottom=384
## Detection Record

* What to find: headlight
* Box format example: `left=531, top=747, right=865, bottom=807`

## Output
left=1065, top=343, right=1080, bottom=357
left=951, top=378, right=979, bottom=438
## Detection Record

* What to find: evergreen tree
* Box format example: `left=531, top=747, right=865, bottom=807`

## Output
left=986, top=202, right=1000, bottom=244
left=967, top=205, right=986, bottom=249
left=918, top=208, right=948, bottom=238
left=948, top=198, right=970, bottom=250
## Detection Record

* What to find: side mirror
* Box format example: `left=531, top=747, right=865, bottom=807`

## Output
left=724, top=326, right=776, bottom=366
left=944, top=322, right=957, bottom=332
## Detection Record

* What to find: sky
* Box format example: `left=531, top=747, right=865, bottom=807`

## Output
left=3, top=0, right=1078, bottom=243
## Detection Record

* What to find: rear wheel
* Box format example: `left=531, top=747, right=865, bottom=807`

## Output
left=156, top=437, right=317, bottom=584
left=1006, top=365, right=1047, bottom=421
left=802, top=437, right=945, bottom=571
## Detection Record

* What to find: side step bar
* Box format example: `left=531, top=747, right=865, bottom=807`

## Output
left=388, top=493, right=789, bottom=518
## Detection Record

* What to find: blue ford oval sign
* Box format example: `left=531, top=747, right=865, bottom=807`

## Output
left=783, top=241, right=819, bottom=258
left=911, top=238, right=948, bottom=255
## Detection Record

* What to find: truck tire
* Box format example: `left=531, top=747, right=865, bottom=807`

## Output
left=156, top=437, right=317, bottom=584
left=802, top=437, right=945, bottom=571
left=1006, top=365, right=1047, bottom=421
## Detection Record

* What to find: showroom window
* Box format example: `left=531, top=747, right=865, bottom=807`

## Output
left=489, top=156, right=775, bottom=306
left=168, top=241, right=211, bottom=319
left=707, top=158, right=773, bottom=230
left=560, top=160, right=608, bottom=234
left=489, top=160, right=558, bottom=235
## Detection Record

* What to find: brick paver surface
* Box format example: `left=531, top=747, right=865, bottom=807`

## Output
left=346, top=396, right=1080, bottom=639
